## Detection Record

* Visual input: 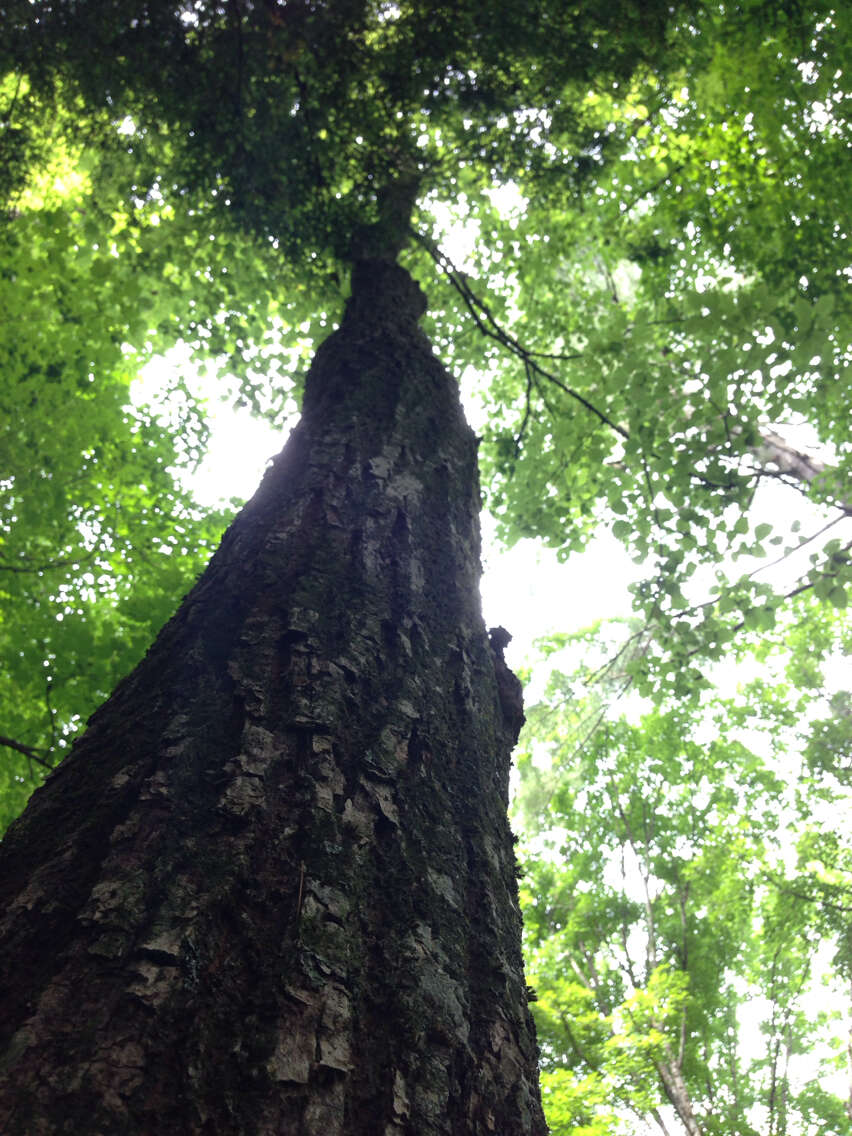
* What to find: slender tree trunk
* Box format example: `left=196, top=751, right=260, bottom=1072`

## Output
left=0, top=260, right=546, bottom=1135
left=656, top=1057, right=703, bottom=1136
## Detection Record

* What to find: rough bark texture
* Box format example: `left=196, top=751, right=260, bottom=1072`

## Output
left=0, top=261, right=546, bottom=1135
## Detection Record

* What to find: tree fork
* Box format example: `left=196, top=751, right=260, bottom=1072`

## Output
left=0, top=259, right=546, bottom=1135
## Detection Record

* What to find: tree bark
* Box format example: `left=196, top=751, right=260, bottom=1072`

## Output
left=656, top=1057, right=703, bottom=1136
left=753, top=427, right=851, bottom=513
left=0, top=260, right=546, bottom=1135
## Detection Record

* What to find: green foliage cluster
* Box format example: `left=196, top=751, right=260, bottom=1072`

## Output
left=1, top=1, right=850, bottom=1130
left=0, top=156, right=238, bottom=823
left=516, top=597, right=852, bottom=1132
left=0, top=0, right=689, bottom=808
left=471, top=2, right=851, bottom=696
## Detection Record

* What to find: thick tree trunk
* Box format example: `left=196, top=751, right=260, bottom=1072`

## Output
left=0, top=260, right=546, bottom=1135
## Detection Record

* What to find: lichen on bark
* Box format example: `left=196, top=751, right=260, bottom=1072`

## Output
left=0, top=259, right=546, bottom=1134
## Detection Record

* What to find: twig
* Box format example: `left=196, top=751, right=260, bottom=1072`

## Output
left=0, top=549, right=94, bottom=574
left=414, top=232, right=630, bottom=440
left=739, top=514, right=849, bottom=584
left=0, top=734, right=53, bottom=771
left=514, top=360, right=535, bottom=456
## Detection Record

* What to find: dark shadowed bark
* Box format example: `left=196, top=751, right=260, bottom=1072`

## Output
left=0, top=260, right=546, bottom=1135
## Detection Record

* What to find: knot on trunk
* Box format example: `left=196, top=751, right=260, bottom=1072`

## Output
left=488, top=627, right=525, bottom=743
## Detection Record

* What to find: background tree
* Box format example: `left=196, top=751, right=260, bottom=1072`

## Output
left=516, top=601, right=852, bottom=1133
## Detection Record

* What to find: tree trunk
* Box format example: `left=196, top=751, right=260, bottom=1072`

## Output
left=753, top=427, right=850, bottom=513
left=0, top=261, right=546, bottom=1135
left=656, top=1058, right=703, bottom=1136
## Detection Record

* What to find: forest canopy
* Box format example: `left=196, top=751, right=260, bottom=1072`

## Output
left=1, top=1, right=850, bottom=1132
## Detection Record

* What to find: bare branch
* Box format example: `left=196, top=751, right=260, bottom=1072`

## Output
left=0, top=734, right=53, bottom=771
left=514, top=360, right=536, bottom=457
left=414, top=232, right=630, bottom=440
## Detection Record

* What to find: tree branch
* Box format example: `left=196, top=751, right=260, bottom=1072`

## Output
left=752, top=428, right=851, bottom=515
left=0, top=734, right=53, bottom=771
left=514, top=359, right=536, bottom=456
left=414, top=232, right=630, bottom=440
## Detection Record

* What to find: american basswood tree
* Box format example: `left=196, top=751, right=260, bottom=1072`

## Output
left=1, top=1, right=849, bottom=1133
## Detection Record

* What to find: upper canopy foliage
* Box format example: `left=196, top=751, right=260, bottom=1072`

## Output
left=2, top=0, right=849, bottom=788
left=4, top=0, right=681, bottom=258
